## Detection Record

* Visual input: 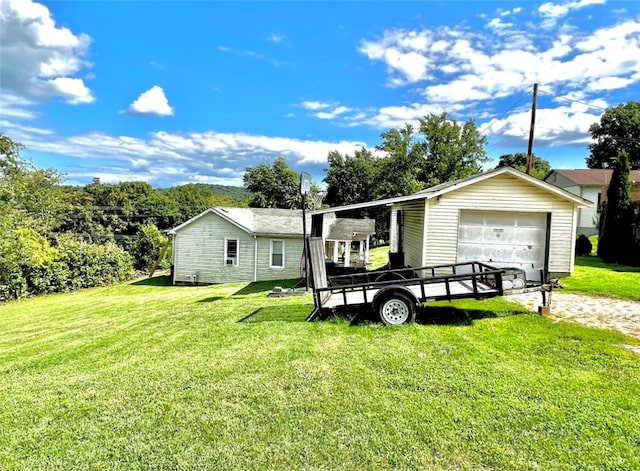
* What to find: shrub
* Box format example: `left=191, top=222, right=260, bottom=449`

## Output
left=54, top=236, right=135, bottom=290
left=575, top=234, right=593, bottom=256
left=1, top=235, right=135, bottom=300
left=131, top=223, right=170, bottom=272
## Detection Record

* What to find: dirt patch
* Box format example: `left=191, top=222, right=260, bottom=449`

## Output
left=507, top=291, right=640, bottom=353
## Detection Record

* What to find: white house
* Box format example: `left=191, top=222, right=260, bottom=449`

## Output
left=168, top=207, right=307, bottom=285
left=544, top=169, right=640, bottom=236
left=312, top=167, right=591, bottom=281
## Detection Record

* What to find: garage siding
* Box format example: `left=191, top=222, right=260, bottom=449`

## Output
left=421, top=173, right=576, bottom=276
left=396, top=200, right=427, bottom=268
left=173, top=212, right=255, bottom=284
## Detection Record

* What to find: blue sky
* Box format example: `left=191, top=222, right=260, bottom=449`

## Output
left=1, top=0, right=639, bottom=188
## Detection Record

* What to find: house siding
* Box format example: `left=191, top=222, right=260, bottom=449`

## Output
left=408, top=173, right=576, bottom=276
left=173, top=212, right=255, bottom=284
left=255, top=237, right=304, bottom=281
left=544, top=171, right=600, bottom=236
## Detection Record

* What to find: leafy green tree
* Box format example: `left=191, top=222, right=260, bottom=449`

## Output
left=417, top=113, right=488, bottom=187
left=374, top=124, right=424, bottom=198
left=1, top=133, right=64, bottom=234
left=163, top=183, right=242, bottom=223
left=587, top=101, right=640, bottom=169
left=244, top=156, right=302, bottom=209
left=598, top=150, right=634, bottom=263
left=495, top=152, right=551, bottom=179
left=323, top=148, right=378, bottom=206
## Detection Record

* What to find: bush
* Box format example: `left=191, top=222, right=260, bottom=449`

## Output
left=131, top=223, right=170, bottom=272
left=575, top=234, right=593, bottom=256
left=53, top=236, right=135, bottom=290
left=1, top=234, right=135, bottom=300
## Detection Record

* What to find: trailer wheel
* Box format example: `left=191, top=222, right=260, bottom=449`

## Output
left=376, top=292, right=416, bottom=325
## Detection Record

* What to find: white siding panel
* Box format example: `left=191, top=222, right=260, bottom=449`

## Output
left=396, top=200, right=426, bottom=267
left=577, top=186, right=600, bottom=235
left=255, top=237, right=304, bottom=281
left=173, top=213, right=255, bottom=284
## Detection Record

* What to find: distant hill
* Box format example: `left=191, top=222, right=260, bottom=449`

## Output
left=200, top=184, right=252, bottom=201
left=160, top=183, right=252, bottom=202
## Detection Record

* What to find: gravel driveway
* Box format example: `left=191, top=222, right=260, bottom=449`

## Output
left=507, top=291, right=640, bottom=354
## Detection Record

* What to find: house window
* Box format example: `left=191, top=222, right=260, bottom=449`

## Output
left=597, top=192, right=602, bottom=212
left=270, top=240, right=285, bottom=268
left=225, top=238, right=239, bottom=266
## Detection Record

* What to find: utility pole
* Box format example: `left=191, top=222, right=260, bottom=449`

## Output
left=300, top=172, right=311, bottom=291
left=526, top=83, right=538, bottom=175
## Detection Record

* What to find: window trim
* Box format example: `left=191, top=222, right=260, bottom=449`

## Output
left=224, top=237, right=239, bottom=267
left=269, top=239, right=285, bottom=269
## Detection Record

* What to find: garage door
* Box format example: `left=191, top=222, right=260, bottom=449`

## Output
left=457, top=210, right=547, bottom=281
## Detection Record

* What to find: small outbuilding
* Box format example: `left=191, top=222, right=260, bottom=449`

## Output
left=312, top=167, right=591, bottom=281
left=168, top=207, right=307, bottom=285
left=318, top=213, right=376, bottom=269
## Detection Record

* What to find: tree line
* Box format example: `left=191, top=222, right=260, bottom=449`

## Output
left=1, top=102, right=638, bottom=300
left=0, top=133, right=251, bottom=300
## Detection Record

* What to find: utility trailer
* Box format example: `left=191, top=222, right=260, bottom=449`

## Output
left=306, top=237, right=548, bottom=324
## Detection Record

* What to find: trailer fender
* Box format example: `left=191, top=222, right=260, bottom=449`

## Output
left=373, top=286, right=418, bottom=325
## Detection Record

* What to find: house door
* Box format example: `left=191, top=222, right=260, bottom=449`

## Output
left=457, top=210, right=548, bottom=281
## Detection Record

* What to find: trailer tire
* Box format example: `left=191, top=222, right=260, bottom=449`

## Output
left=376, top=292, right=416, bottom=325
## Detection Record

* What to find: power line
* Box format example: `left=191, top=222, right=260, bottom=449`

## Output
left=478, top=90, right=530, bottom=138
left=537, top=88, right=609, bottom=112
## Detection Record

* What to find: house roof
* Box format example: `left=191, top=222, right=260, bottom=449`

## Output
left=312, top=166, right=592, bottom=215
left=168, top=207, right=305, bottom=237
left=545, top=169, right=640, bottom=186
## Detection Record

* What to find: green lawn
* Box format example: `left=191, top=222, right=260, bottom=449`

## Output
left=1, top=276, right=639, bottom=470
left=562, top=256, right=640, bottom=301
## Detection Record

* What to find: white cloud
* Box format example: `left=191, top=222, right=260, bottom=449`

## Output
left=485, top=104, right=602, bottom=147
left=487, top=18, right=514, bottom=31
left=127, top=86, right=174, bottom=117
left=47, top=77, right=95, bottom=104
left=10, top=126, right=371, bottom=187
left=312, top=105, right=352, bottom=120
left=302, top=101, right=331, bottom=110
left=539, top=0, right=606, bottom=19
left=0, top=93, right=39, bottom=120
left=0, top=0, right=94, bottom=104
left=267, top=33, right=285, bottom=43
left=357, top=18, right=640, bottom=110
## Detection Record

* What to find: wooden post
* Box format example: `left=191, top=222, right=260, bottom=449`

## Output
left=148, top=238, right=171, bottom=278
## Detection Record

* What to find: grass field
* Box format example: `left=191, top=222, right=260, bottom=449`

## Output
left=563, top=256, right=640, bottom=301
left=1, top=271, right=639, bottom=470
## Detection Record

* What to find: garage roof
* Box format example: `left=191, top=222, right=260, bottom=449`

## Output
left=312, top=167, right=592, bottom=215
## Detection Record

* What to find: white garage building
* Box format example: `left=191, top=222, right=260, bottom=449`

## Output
left=312, top=167, right=591, bottom=281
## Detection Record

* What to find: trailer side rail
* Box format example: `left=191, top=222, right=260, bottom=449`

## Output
left=314, top=262, right=506, bottom=312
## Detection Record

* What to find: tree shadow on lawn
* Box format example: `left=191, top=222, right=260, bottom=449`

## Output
left=196, top=296, right=224, bottom=303
left=238, top=307, right=309, bottom=323
left=576, top=256, right=640, bottom=272
left=231, top=278, right=305, bottom=296
left=131, top=275, right=172, bottom=286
